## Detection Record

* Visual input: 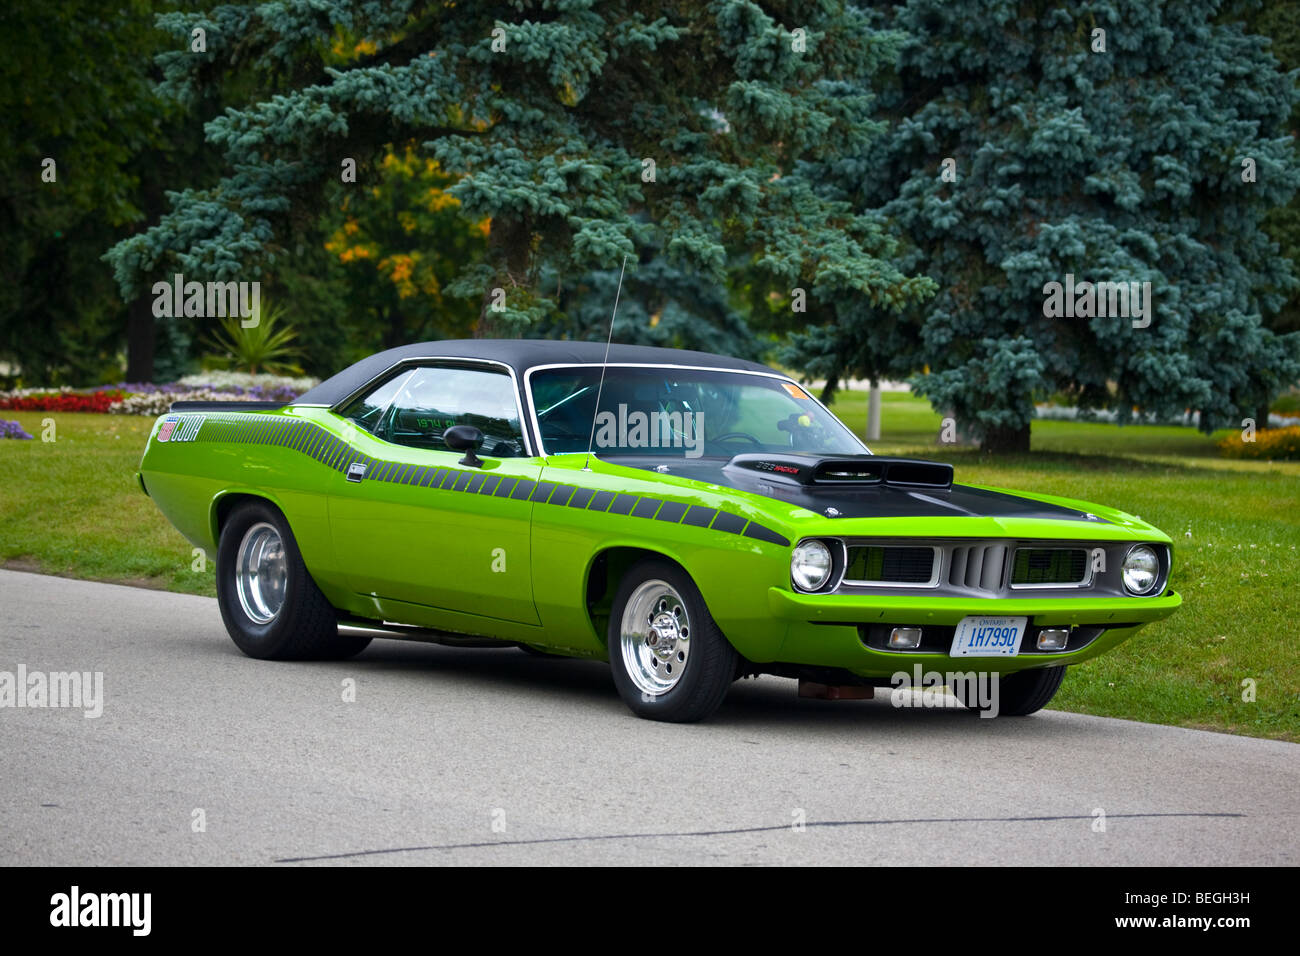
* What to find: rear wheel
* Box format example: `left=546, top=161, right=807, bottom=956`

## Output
left=952, top=665, right=1066, bottom=716
left=216, top=500, right=370, bottom=661
left=608, top=560, right=737, bottom=722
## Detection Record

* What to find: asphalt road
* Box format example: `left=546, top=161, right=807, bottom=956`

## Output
left=1, top=569, right=1295, bottom=865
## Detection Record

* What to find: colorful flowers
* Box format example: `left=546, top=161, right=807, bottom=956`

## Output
left=0, top=391, right=122, bottom=413
left=0, top=419, right=34, bottom=439
left=0, top=374, right=317, bottom=416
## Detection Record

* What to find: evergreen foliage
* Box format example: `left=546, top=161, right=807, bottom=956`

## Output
left=785, top=0, right=1300, bottom=450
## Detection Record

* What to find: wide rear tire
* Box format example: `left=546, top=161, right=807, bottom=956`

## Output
left=216, top=500, right=370, bottom=661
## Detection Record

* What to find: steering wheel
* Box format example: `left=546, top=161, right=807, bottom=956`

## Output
left=712, top=431, right=763, bottom=446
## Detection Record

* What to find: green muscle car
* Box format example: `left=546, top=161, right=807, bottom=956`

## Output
left=137, top=340, right=1180, bottom=722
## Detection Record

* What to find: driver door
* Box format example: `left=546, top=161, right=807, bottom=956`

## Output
left=328, top=361, right=542, bottom=625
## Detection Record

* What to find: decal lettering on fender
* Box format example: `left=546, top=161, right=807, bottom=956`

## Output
left=157, top=415, right=203, bottom=443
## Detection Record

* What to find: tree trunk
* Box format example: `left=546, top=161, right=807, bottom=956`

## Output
left=383, top=305, right=406, bottom=351
left=125, top=172, right=164, bottom=381
left=1254, top=402, right=1271, bottom=431
left=938, top=408, right=978, bottom=446
left=124, top=293, right=155, bottom=382
left=866, top=381, right=882, bottom=441
left=980, top=421, right=1031, bottom=454
left=476, top=215, right=530, bottom=338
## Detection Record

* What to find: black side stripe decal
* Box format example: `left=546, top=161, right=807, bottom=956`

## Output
left=192, top=414, right=790, bottom=547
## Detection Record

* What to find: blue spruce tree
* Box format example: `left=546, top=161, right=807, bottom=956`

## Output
left=787, top=0, right=1300, bottom=451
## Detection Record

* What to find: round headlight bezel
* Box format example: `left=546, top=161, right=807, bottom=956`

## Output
left=1121, top=544, right=1162, bottom=595
left=791, top=539, right=837, bottom=593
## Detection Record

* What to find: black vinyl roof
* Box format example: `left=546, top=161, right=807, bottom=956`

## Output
left=296, top=338, right=778, bottom=407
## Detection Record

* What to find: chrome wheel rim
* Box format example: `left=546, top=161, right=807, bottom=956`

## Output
left=235, top=522, right=287, bottom=625
left=620, top=580, right=690, bottom=697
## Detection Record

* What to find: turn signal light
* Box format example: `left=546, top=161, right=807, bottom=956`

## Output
left=889, top=627, right=923, bottom=649
left=1036, top=628, right=1069, bottom=651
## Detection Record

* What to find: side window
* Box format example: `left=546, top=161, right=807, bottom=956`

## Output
left=341, top=365, right=526, bottom=457
left=340, top=369, right=414, bottom=436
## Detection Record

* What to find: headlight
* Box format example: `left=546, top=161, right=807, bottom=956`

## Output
left=791, top=540, right=833, bottom=592
left=1121, top=545, right=1161, bottom=595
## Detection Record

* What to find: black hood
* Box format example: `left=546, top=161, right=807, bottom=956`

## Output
left=624, top=453, right=1109, bottom=524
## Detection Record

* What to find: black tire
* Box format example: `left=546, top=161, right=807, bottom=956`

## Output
left=952, top=665, right=1066, bottom=716
left=608, top=559, right=737, bottom=722
left=216, top=500, right=370, bottom=661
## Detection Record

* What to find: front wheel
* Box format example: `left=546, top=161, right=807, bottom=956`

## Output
left=952, top=665, right=1066, bottom=716
left=216, top=500, right=370, bottom=661
left=608, top=560, right=738, bottom=722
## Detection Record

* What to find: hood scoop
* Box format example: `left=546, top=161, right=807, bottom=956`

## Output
left=724, top=454, right=953, bottom=490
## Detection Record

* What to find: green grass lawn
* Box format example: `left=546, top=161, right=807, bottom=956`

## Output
left=827, top=391, right=1300, bottom=741
left=4, top=404, right=1298, bottom=740
left=1, top=413, right=215, bottom=596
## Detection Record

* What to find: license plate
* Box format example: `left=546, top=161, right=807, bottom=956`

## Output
left=950, top=616, right=1027, bottom=657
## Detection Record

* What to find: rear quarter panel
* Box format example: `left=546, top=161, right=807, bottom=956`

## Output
left=139, top=409, right=347, bottom=605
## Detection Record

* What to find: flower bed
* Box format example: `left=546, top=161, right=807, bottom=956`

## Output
left=0, top=391, right=123, bottom=413
left=0, top=373, right=318, bottom=416
left=1, top=419, right=34, bottom=439
left=178, top=371, right=318, bottom=393
left=110, top=389, right=249, bottom=417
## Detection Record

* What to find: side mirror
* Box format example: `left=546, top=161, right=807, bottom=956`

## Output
left=444, top=424, right=486, bottom=467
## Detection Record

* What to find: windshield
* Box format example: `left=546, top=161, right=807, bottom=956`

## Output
left=529, top=365, right=867, bottom=459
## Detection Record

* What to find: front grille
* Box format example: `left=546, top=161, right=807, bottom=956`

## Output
left=844, top=546, right=936, bottom=584
left=1010, top=548, right=1088, bottom=586
left=948, top=544, right=1008, bottom=592
left=829, top=538, right=1128, bottom=597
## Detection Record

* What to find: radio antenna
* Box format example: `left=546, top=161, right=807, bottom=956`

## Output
left=583, top=253, right=630, bottom=472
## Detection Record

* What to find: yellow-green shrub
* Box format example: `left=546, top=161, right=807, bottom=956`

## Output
left=1218, top=426, right=1300, bottom=460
